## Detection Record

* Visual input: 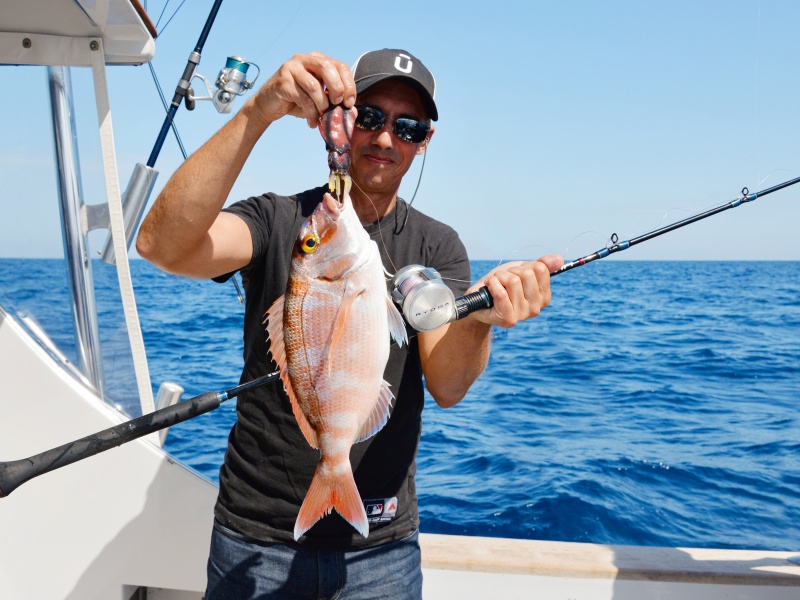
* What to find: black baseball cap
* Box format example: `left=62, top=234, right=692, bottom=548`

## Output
left=352, top=49, right=438, bottom=121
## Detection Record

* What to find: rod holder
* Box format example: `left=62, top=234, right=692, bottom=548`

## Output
left=155, top=381, right=184, bottom=446
left=100, top=163, right=158, bottom=265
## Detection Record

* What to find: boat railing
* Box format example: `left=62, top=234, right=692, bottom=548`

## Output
left=48, top=65, right=107, bottom=398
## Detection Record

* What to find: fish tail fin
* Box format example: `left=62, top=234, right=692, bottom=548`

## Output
left=294, top=461, right=368, bottom=541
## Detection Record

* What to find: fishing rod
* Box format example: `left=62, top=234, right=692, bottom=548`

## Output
left=0, top=371, right=278, bottom=498
left=390, top=174, right=800, bottom=330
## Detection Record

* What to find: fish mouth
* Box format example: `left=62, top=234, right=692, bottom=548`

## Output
left=320, top=192, right=344, bottom=220
left=310, top=192, right=344, bottom=239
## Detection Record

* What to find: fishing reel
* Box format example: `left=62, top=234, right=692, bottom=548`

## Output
left=389, top=265, right=494, bottom=332
left=186, top=56, right=260, bottom=114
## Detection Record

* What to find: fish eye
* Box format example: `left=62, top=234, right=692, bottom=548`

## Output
left=300, top=233, right=319, bottom=254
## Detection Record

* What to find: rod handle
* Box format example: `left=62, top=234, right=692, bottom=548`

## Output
left=453, top=286, right=494, bottom=320
left=0, top=391, right=222, bottom=498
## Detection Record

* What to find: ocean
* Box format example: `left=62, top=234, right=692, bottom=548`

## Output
left=1, top=258, right=799, bottom=552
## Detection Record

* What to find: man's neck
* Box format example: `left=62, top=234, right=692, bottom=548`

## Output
left=349, top=185, right=399, bottom=226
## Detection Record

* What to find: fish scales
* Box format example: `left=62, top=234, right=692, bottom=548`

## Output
left=284, top=257, right=389, bottom=429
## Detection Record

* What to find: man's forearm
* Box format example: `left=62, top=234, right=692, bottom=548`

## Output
left=135, top=98, right=269, bottom=271
left=420, top=318, right=492, bottom=409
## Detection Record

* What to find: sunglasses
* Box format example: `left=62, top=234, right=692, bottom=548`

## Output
left=354, top=105, right=430, bottom=144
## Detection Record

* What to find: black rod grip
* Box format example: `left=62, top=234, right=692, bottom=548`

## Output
left=453, top=286, right=494, bottom=320
left=0, top=391, right=222, bottom=498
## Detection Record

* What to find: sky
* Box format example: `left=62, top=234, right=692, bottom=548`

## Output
left=1, top=0, right=799, bottom=261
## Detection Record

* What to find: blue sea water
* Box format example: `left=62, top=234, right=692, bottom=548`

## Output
left=1, top=258, right=799, bottom=552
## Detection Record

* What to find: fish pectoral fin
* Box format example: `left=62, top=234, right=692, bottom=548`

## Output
left=294, top=460, right=368, bottom=540
left=327, top=281, right=364, bottom=365
left=354, top=380, right=394, bottom=444
left=386, top=293, right=408, bottom=348
left=265, top=294, right=319, bottom=449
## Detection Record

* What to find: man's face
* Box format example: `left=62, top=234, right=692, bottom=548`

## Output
left=349, top=79, right=432, bottom=198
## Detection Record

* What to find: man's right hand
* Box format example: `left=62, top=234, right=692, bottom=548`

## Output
left=251, top=52, right=358, bottom=129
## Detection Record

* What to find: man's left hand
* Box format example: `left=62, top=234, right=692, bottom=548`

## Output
left=467, top=255, right=563, bottom=328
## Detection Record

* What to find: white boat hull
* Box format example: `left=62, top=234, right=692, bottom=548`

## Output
left=0, top=307, right=215, bottom=599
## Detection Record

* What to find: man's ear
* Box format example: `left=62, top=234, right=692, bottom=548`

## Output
left=416, top=126, right=435, bottom=155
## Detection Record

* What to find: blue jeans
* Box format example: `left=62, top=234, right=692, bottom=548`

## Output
left=206, top=521, right=423, bottom=599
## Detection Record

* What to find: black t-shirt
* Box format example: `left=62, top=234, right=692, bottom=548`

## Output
left=213, top=185, right=470, bottom=550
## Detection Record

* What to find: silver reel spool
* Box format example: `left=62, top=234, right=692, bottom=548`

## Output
left=390, top=265, right=495, bottom=333
left=390, top=265, right=456, bottom=332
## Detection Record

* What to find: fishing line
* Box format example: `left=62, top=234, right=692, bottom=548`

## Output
left=148, top=62, right=188, bottom=160
left=249, top=1, right=307, bottom=64
left=408, top=170, right=800, bottom=316
left=350, top=178, right=399, bottom=274
left=620, top=172, right=790, bottom=252
left=755, top=1, right=762, bottom=192
left=495, top=243, right=561, bottom=270
left=610, top=201, right=723, bottom=248
left=560, top=232, right=607, bottom=260
left=154, top=0, right=173, bottom=30
left=156, top=0, right=188, bottom=35
left=757, top=168, right=796, bottom=188
left=347, top=136, right=429, bottom=275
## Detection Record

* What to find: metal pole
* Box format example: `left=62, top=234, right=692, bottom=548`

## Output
left=47, top=66, right=106, bottom=397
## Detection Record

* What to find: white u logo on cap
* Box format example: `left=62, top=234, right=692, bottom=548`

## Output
left=394, top=53, right=412, bottom=74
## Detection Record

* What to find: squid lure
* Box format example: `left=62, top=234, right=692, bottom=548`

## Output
left=319, top=104, right=356, bottom=199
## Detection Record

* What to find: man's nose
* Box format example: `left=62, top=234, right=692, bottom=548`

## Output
left=374, top=128, right=393, bottom=149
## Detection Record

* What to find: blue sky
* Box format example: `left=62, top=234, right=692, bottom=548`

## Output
left=2, top=0, right=799, bottom=261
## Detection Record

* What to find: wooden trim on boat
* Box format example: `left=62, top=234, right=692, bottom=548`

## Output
left=129, top=0, right=158, bottom=38
left=420, top=533, right=800, bottom=586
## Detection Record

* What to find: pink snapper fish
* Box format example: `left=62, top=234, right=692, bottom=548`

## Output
left=265, top=190, right=407, bottom=540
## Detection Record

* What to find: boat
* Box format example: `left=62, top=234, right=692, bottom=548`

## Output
left=1, top=1, right=798, bottom=598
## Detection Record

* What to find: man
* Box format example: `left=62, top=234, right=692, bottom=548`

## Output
left=137, top=49, right=562, bottom=599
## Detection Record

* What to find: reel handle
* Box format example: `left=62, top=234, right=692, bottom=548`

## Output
left=453, top=286, right=494, bottom=320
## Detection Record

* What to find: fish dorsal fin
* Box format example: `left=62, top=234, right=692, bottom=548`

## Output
left=265, top=294, right=319, bottom=449
left=386, top=294, right=408, bottom=348
left=354, top=380, right=394, bottom=443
